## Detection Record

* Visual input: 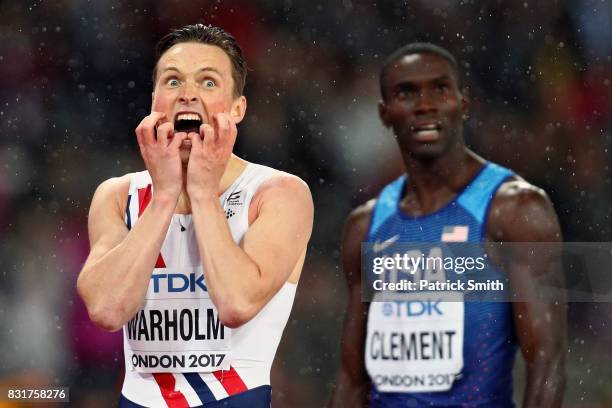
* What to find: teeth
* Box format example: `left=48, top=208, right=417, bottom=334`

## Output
left=416, top=124, right=438, bottom=131
left=176, top=113, right=201, bottom=121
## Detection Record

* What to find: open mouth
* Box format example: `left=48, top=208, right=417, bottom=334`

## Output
left=411, top=123, right=442, bottom=142
left=174, top=112, right=203, bottom=134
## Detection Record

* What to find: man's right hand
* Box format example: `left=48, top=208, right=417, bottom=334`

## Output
left=135, top=112, right=186, bottom=200
left=79, top=112, right=187, bottom=331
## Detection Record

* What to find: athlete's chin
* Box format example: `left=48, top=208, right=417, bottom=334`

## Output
left=409, top=145, right=448, bottom=160
left=397, top=132, right=455, bottom=160
left=399, top=139, right=448, bottom=160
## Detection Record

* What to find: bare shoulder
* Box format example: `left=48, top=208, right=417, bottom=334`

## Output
left=491, top=178, right=554, bottom=220
left=341, top=199, right=376, bottom=287
left=344, top=199, right=377, bottom=254
left=87, top=173, right=133, bottom=247
left=255, top=171, right=313, bottom=213
left=257, top=170, right=311, bottom=199
left=91, top=173, right=132, bottom=214
left=488, top=177, right=561, bottom=242
left=95, top=173, right=132, bottom=195
left=250, top=170, right=313, bottom=225
left=495, top=177, right=549, bottom=204
left=345, top=198, right=376, bottom=236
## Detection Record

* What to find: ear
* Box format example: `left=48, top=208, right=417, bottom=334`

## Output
left=378, top=100, right=390, bottom=128
left=230, top=96, right=247, bottom=124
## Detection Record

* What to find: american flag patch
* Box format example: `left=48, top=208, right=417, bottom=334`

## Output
left=441, top=225, right=469, bottom=242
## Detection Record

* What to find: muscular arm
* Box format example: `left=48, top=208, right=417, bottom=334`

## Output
left=488, top=180, right=566, bottom=408
left=329, top=201, right=374, bottom=407
left=76, top=176, right=177, bottom=331
left=190, top=173, right=313, bottom=328
left=77, top=113, right=185, bottom=331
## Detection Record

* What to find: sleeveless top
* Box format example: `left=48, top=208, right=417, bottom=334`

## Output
left=120, top=163, right=297, bottom=407
left=365, top=162, right=518, bottom=407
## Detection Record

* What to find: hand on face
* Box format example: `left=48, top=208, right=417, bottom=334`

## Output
left=186, top=111, right=238, bottom=200
left=135, top=111, right=187, bottom=200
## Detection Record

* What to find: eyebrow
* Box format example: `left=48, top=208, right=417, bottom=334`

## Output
left=392, top=74, right=455, bottom=88
left=160, top=66, right=224, bottom=77
left=430, top=75, right=454, bottom=82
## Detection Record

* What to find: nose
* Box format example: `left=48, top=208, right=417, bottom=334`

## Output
left=413, top=90, right=437, bottom=114
left=178, top=81, right=198, bottom=104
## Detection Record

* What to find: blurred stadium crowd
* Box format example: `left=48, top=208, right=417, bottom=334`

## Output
left=1, top=0, right=611, bottom=406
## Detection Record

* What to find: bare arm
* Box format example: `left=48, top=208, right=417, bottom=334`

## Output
left=190, top=174, right=313, bottom=328
left=185, top=113, right=313, bottom=328
left=77, top=113, right=186, bottom=331
left=76, top=176, right=176, bottom=331
left=488, top=180, right=566, bottom=408
left=329, top=200, right=374, bottom=407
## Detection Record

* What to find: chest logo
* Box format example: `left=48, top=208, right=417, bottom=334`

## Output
left=441, top=226, right=469, bottom=242
left=373, top=235, right=400, bottom=253
left=226, top=191, right=243, bottom=206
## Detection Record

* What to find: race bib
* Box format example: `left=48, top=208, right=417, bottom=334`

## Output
left=123, top=267, right=231, bottom=373
left=365, top=291, right=464, bottom=393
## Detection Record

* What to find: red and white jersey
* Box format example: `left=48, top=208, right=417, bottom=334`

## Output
left=120, top=163, right=297, bottom=407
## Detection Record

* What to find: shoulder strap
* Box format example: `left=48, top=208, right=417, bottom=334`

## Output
left=368, top=175, right=406, bottom=239
left=125, top=171, right=152, bottom=229
left=457, top=162, right=514, bottom=224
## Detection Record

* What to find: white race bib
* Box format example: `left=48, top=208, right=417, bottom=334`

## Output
left=365, top=291, right=464, bottom=393
left=123, top=267, right=231, bottom=373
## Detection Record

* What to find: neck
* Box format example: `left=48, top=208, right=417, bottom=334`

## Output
left=175, top=154, right=247, bottom=214
left=400, top=146, right=483, bottom=214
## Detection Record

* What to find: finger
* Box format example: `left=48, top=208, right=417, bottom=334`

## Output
left=201, top=123, right=215, bottom=142
left=153, top=111, right=169, bottom=123
left=150, top=112, right=168, bottom=142
left=143, top=111, right=167, bottom=130
left=217, top=113, right=231, bottom=143
left=228, top=115, right=238, bottom=146
left=169, top=131, right=187, bottom=150
left=193, top=124, right=207, bottom=153
left=135, top=118, right=147, bottom=148
left=157, top=122, right=174, bottom=148
left=216, top=113, right=237, bottom=151
left=172, top=132, right=188, bottom=149
left=187, top=132, right=201, bottom=150
left=212, top=113, right=223, bottom=143
left=136, top=112, right=167, bottom=146
left=135, top=126, right=144, bottom=148
left=200, top=124, right=215, bottom=152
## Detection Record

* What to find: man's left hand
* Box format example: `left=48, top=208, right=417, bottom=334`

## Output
left=186, top=112, right=237, bottom=200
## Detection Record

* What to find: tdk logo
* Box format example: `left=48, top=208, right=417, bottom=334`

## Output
left=151, top=273, right=208, bottom=293
left=382, top=300, right=443, bottom=317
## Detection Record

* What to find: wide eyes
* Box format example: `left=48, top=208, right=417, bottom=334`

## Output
left=163, top=77, right=217, bottom=89
left=166, top=78, right=181, bottom=88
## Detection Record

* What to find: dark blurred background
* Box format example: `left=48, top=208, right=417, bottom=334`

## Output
left=1, top=0, right=611, bottom=407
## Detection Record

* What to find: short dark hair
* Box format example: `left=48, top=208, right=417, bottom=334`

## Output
left=380, top=43, right=460, bottom=100
left=153, top=24, right=247, bottom=98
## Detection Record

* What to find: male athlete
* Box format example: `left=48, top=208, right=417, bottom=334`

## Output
left=77, top=24, right=313, bottom=407
left=330, top=43, right=566, bottom=407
